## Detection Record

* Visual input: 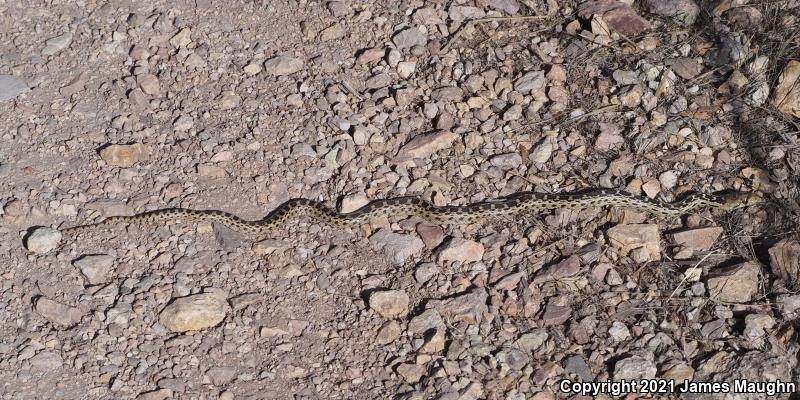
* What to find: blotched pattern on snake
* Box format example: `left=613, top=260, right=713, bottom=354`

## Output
left=59, top=190, right=761, bottom=237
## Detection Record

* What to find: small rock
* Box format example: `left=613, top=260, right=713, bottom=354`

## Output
left=614, top=355, right=657, bottom=380
left=365, top=73, right=391, bottom=89
left=420, top=329, right=446, bottom=353
left=489, top=0, right=521, bottom=14
left=671, top=227, right=723, bottom=258
left=138, top=74, right=161, bottom=95
left=0, top=75, right=29, bottom=101
left=503, top=104, right=523, bottom=121
left=35, top=298, right=84, bottom=327
left=397, top=61, right=416, bottom=79
left=408, top=309, right=446, bottom=334
left=197, top=164, right=227, bottom=179
left=768, top=239, right=800, bottom=284
left=414, top=262, right=440, bottom=283
left=416, top=224, right=444, bottom=249
left=541, top=300, right=571, bottom=326
left=514, top=329, right=549, bottom=352
left=576, top=1, right=652, bottom=36
left=169, top=28, right=192, bottom=48
left=643, top=0, right=700, bottom=26
left=340, top=193, right=370, bottom=213
left=658, top=170, right=678, bottom=189
left=369, top=229, right=424, bottom=264
left=533, top=255, right=581, bottom=283
left=515, top=70, right=546, bottom=94
left=376, top=320, right=402, bottom=344
left=431, top=287, right=488, bottom=325
left=608, top=321, right=631, bottom=341
left=42, top=32, right=73, bottom=55
left=707, top=262, right=760, bottom=303
left=743, top=314, right=775, bottom=340
left=529, top=139, right=553, bottom=163
left=263, top=56, right=304, bottom=76
left=661, top=363, right=694, bottom=381
left=563, top=355, right=594, bottom=381
left=396, top=363, right=425, bottom=383
left=136, top=389, right=173, bottom=400
left=607, top=224, right=660, bottom=262
left=28, top=351, right=63, bottom=372
left=173, top=115, right=194, bottom=131
left=667, top=57, right=703, bottom=80
left=25, top=228, right=62, bottom=253
left=319, top=24, right=345, bottom=41
left=431, top=86, right=464, bottom=102
left=159, top=290, right=229, bottom=332
left=496, top=347, right=529, bottom=371
left=437, top=238, right=484, bottom=263
left=392, top=28, right=427, bottom=50
left=243, top=62, right=262, bottom=75
left=397, top=130, right=458, bottom=158
left=772, top=60, right=800, bottom=118
left=369, top=290, right=410, bottom=318
left=218, top=91, right=242, bottom=110
left=100, top=143, right=150, bottom=167
left=73, top=254, right=114, bottom=285
left=206, top=367, right=237, bottom=386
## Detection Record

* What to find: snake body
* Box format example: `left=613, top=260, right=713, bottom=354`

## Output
left=59, top=190, right=760, bottom=237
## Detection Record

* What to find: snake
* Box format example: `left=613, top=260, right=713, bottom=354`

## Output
left=59, top=190, right=762, bottom=238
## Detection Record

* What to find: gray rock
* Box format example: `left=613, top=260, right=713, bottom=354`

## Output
left=73, top=254, right=115, bottom=285
left=159, top=290, right=229, bottom=332
left=28, top=351, right=63, bottom=372
left=495, top=347, right=529, bottom=371
left=392, top=28, right=427, bottom=50
left=35, top=298, right=84, bottom=327
left=369, top=229, right=424, bottom=264
left=643, top=0, right=700, bottom=26
left=263, top=56, right=304, bottom=76
left=614, top=355, right=657, bottom=380
left=42, top=32, right=73, bottom=55
left=0, top=75, right=28, bottom=101
left=368, top=290, right=409, bottom=318
left=25, top=228, right=62, bottom=254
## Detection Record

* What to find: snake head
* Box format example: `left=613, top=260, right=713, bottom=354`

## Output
left=717, top=191, right=763, bottom=210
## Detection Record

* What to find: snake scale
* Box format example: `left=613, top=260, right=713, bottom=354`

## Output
left=60, top=190, right=761, bottom=237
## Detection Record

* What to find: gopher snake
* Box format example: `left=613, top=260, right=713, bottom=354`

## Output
left=60, top=190, right=760, bottom=237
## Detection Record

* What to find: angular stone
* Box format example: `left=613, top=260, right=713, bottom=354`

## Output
left=392, top=28, right=427, bottom=50
left=607, top=224, right=660, bottom=262
left=773, top=60, right=800, bottom=118
left=369, top=229, right=424, bottom=264
left=397, top=130, right=458, bottom=158
left=25, top=228, right=62, bottom=254
left=437, top=238, right=484, bottom=263
left=263, top=56, right=304, bottom=76
left=707, top=262, right=760, bottom=303
left=644, top=0, right=700, bottom=26
left=100, top=143, right=150, bottom=167
left=0, top=75, right=28, bottom=101
left=768, top=239, right=800, bottom=284
left=159, top=290, right=229, bottom=332
left=431, top=288, right=488, bottom=325
left=73, top=254, right=114, bottom=285
left=368, top=290, right=409, bottom=318
left=35, top=298, right=84, bottom=327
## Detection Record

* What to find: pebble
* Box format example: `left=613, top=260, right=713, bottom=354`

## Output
left=671, top=227, right=723, bottom=258
left=431, top=287, right=488, bottom=325
left=397, top=61, right=416, bottom=79
left=772, top=60, right=800, bottom=118
left=392, top=28, right=427, bottom=50
left=707, top=262, right=760, bottom=303
left=243, top=62, right=262, bottom=75
left=529, top=139, right=553, bottom=163
left=643, top=0, right=700, bottom=25
left=614, top=355, right=657, bottom=380
left=608, top=321, right=631, bottom=341
left=369, top=230, right=424, bottom=264
left=658, top=170, right=678, bottom=189
left=396, top=363, right=425, bottom=383
left=42, top=32, right=73, bottom=55
left=138, top=74, right=161, bottom=95
left=100, top=143, right=149, bottom=167
left=0, top=75, right=28, bottom=101
left=376, top=320, right=402, bottom=344
left=137, top=389, right=173, bottom=400
left=607, top=224, right=661, bottom=262
left=368, top=290, right=409, bottom=319
left=768, top=239, right=800, bottom=284
left=159, top=290, right=229, bottom=332
left=73, top=254, right=114, bottom=285
left=514, top=330, right=548, bottom=352
left=35, top=298, right=84, bottom=327
left=437, top=238, right=484, bottom=263
left=263, top=56, right=304, bottom=76
left=414, top=262, right=440, bottom=283
left=28, top=351, right=63, bottom=372
left=173, top=115, right=195, bottom=131
left=397, top=130, right=458, bottom=158
left=25, top=228, right=62, bottom=253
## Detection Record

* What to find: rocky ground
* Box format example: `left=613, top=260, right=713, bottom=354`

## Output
left=2, top=0, right=800, bottom=399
